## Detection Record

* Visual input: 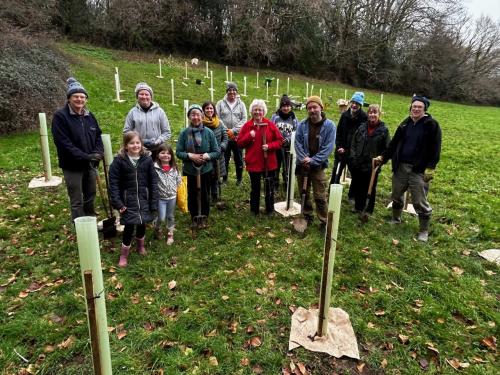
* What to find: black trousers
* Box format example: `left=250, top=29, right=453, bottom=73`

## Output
left=122, top=224, right=146, bottom=246
left=249, top=170, right=276, bottom=214
left=62, top=167, right=97, bottom=221
left=351, top=168, right=380, bottom=213
left=224, top=140, right=243, bottom=181
left=187, top=172, right=210, bottom=219
left=330, top=159, right=355, bottom=199
left=275, top=149, right=291, bottom=191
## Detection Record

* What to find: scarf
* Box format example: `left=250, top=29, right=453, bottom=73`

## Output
left=162, top=164, right=171, bottom=172
left=202, top=115, right=220, bottom=129
left=277, top=109, right=295, bottom=121
left=187, top=124, right=204, bottom=153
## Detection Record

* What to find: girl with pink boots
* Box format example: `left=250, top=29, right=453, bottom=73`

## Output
left=109, top=131, right=158, bottom=267
left=153, top=144, right=182, bottom=245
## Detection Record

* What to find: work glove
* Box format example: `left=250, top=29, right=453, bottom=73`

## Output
left=423, top=168, right=435, bottom=182
left=88, top=153, right=103, bottom=162
left=373, top=156, right=384, bottom=166
left=143, top=139, right=154, bottom=149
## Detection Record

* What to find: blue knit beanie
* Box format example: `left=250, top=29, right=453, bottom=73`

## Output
left=411, top=95, right=430, bottom=110
left=66, top=77, right=88, bottom=98
left=350, top=92, right=364, bottom=106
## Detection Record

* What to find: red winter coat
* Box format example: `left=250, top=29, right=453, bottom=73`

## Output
left=237, top=118, right=283, bottom=173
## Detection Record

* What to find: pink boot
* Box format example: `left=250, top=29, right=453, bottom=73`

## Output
left=118, top=244, right=130, bottom=268
left=136, top=237, right=146, bottom=255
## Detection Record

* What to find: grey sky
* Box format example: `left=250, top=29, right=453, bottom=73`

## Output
left=463, top=0, right=500, bottom=21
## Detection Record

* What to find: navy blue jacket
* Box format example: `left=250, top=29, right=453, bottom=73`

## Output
left=108, top=153, right=158, bottom=225
left=51, top=104, right=103, bottom=171
left=382, top=114, right=441, bottom=173
left=350, top=121, right=390, bottom=172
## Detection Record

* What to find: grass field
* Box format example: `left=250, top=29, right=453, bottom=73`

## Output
left=0, top=42, right=498, bottom=374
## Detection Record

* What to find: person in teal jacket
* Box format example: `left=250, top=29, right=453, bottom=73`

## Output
left=176, top=104, right=220, bottom=227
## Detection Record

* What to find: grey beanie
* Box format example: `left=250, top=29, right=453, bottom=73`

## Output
left=226, top=81, right=238, bottom=92
left=135, top=82, right=153, bottom=98
left=66, top=77, right=88, bottom=98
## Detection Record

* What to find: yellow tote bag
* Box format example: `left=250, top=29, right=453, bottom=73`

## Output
left=176, top=176, right=188, bottom=213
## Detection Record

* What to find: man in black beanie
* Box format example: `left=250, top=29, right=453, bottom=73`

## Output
left=52, top=77, right=104, bottom=221
left=374, top=95, right=442, bottom=242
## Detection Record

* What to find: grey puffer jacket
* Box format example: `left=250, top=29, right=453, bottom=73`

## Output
left=109, top=152, right=158, bottom=225
left=216, top=96, right=247, bottom=135
left=123, top=102, right=171, bottom=145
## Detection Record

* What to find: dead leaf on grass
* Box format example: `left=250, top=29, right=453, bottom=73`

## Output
left=398, top=334, right=409, bottom=344
left=246, top=325, right=255, bottom=334
left=285, top=238, right=293, bottom=244
left=167, top=280, right=176, bottom=290
left=481, top=336, right=497, bottom=351
left=252, top=364, right=263, bottom=374
left=209, top=356, right=218, bottom=366
left=222, top=295, right=229, bottom=300
left=240, top=357, right=250, bottom=366
left=143, top=322, right=155, bottom=331
left=374, top=310, right=385, bottom=316
left=229, top=321, right=238, bottom=333
left=57, top=335, right=76, bottom=349
left=419, top=358, right=429, bottom=370
left=116, top=324, right=127, bottom=340
left=356, top=362, right=365, bottom=373
left=392, top=238, right=400, bottom=246
left=18, top=290, right=29, bottom=298
left=381, top=358, right=388, bottom=368
left=452, top=266, right=464, bottom=275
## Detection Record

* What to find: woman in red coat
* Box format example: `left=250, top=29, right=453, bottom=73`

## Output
left=238, top=99, right=283, bottom=215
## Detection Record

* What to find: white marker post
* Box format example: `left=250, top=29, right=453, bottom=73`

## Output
left=242, top=76, right=247, bottom=97
left=184, top=62, right=188, bottom=80
left=28, top=113, right=62, bottom=188
left=156, top=59, right=163, bottom=78
left=276, top=98, right=280, bottom=110
left=205, top=61, right=209, bottom=78
left=115, top=67, right=124, bottom=92
left=265, top=81, right=270, bottom=102
left=256, top=71, right=260, bottom=88
left=274, top=78, right=280, bottom=97
left=225, top=66, right=229, bottom=82
left=344, top=89, right=347, bottom=100
left=319, top=88, right=322, bottom=100
left=230, top=71, right=233, bottom=82
left=380, top=93, right=384, bottom=113
left=287, top=77, right=290, bottom=94
left=305, top=82, right=309, bottom=99
left=310, top=84, right=314, bottom=97
left=170, top=79, right=177, bottom=106
left=114, top=74, right=125, bottom=102
left=209, top=70, right=214, bottom=102
left=184, top=100, right=189, bottom=128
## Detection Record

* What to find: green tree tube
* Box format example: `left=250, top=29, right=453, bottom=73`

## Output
left=75, top=216, right=113, bottom=374
left=38, top=113, right=52, bottom=181
left=317, top=184, right=343, bottom=336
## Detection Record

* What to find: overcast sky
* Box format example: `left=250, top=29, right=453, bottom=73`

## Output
left=463, top=0, right=500, bottom=21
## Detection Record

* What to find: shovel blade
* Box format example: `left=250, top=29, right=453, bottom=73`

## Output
left=102, top=217, right=117, bottom=239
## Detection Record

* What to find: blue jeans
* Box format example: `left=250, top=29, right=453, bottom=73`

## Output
left=157, top=197, right=176, bottom=230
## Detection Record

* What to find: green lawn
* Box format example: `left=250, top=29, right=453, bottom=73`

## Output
left=0, top=43, right=498, bottom=374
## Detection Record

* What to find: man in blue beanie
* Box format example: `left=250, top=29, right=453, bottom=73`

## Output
left=374, top=95, right=442, bottom=242
left=52, top=77, right=104, bottom=221
left=330, top=91, right=367, bottom=204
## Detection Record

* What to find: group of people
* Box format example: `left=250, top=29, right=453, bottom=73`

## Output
left=52, top=77, right=441, bottom=267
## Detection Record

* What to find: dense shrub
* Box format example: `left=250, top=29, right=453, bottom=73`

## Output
left=0, top=27, right=69, bottom=134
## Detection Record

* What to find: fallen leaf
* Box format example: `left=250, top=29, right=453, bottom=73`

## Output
left=419, top=358, right=429, bottom=370
left=356, top=362, right=365, bottom=373
left=275, top=298, right=282, bottom=305
left=452, top=266, right=464, bottom=275
left=222, top=295, right=229, bottom=301
left=240, top=357, right=250, bottom=366
left=19, top=290, right=29, bottom=298
left=57, top=335, right=76, bottom=349
left=462, top=250, right=470, bottom=256
left=481, top=336, right=497, bottom=351
left=160, top=340, right=177, bottom=348
left=130, top=294, right=140, bottom=304
left=268, top=272, right=276, bottom=279
left=485, top=270, right=496, bottom=276
left=246, top=325, right=255, bottom=334
left=250, top=336, right=262, bottom=347
left=255, top=288, right=267, bottom=295
left=206, top=329, right=217, bottom=337
left=392, top=238, right=399, bottom=246
left=446, top=358, right=460, bottom=370
left=116, top=324, right=127, bottom=340
left=289, top=305, right=297, bottom=313
left=43, top=345, right=55, bottom=353
left=1, top=269, right=20, bottom=287
left=374, top=310, right=385, bottom=316
left=229, top=321, right=238, bottom=333
left=252, top=364, right=263, bottom=374
left=209, top=356, right=218, bottom=366
left=285, top=238, right=293, bottom=244
left=367, top=322, right=376, bottom=329
left=381, top=358, right=388, bottom=368
left=296, top=362, right=307, bottom=374
left=426, top=342, right=439, bottom=355
left=398, top=334, right=409, bottom=344
left=267, top=232, right=276, bottom=238
left=437, top=318, right=445, bottom=324
left=415, top=299, right=424, bottom=308
left=143, top=322, right=155, bottom=331
left=115, top=282, right=123, bottom=290
left=168, top=280, right=177, bottom=290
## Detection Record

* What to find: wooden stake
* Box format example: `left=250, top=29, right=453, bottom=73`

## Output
left=84, top=271, right=102, bottom=375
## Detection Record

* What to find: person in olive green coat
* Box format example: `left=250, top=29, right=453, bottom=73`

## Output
left=176, top=104, right=220, bottom=227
